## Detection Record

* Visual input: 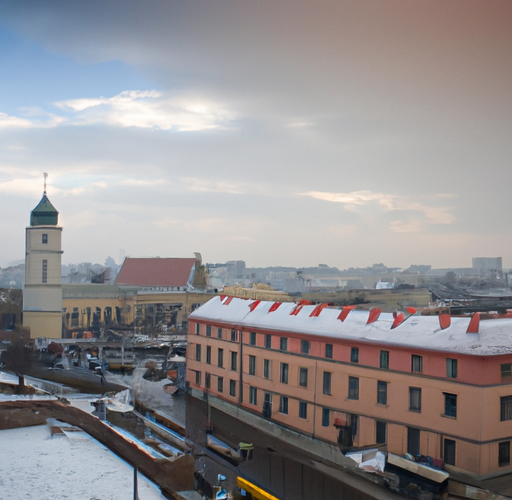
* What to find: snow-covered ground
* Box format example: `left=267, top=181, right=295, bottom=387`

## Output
left=0, top=424, right=165, bottom=500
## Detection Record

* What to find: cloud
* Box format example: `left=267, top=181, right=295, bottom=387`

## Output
left=301, top=190, right=455, bottom=231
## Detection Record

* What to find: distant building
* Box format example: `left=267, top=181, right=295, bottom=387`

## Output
left=472, top=257, right=503, bottom=278
left=23, top=192, right=63, bottom=339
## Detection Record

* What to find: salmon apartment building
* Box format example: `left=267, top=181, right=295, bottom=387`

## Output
left=186, top=296, right=512, bottom=480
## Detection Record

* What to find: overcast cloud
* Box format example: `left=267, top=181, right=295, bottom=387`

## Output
left=1, top=1, right=511, bottom=269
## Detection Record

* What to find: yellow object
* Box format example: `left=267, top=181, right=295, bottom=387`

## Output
left=237, top=477, right=280, bottom=500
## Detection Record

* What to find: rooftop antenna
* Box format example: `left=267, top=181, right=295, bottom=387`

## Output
left=43, top=172, right=48, bottom=194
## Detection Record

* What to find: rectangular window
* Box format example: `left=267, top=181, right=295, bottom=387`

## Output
left=229, top=380, right=236, bottom=397
left=501, top=364, right=512, bottom=378
left=299, top=401, right=307, bottom=419
left=502, top=396, right=512, bottom=421
left=409, top=387, right=421, bottom=412
left=195, top=371, right=201, bottom=385
left=377, top=381, right=387, bottom=405
left=301, top=340, right=310, bottom=355
left=206, top=325, right=212, bottom=337
left=217, top=376, right=223, bottom=393
left=248, top=355, right=256, bottom=376
left=325, top=343, right=333, bottom=359
left=279, top=396, right=288, bottom=414
left=42, top=259, right=48, bottom=284
left=444, top=393, right=457, bottom=418
left=230, top=351, right=238, bottom=371
left=446, top=358, right=458, bottom=378
left=206, top=346, right=211, bottom=364
left=350, top=347, right=359, bottom=363
left=412, top=354, right=423, bottom=373
left=380, top=350, right=389, bottom=369
left=323, top=371, right=332, bottom=395
left=205, top=373, right=211, bottom=389
left=218, top=348, right=224, bottom=368
left=42, top=233, right=48, bottom=244
left=195, top=323, right=199, bottom=335
left=231, top=329, right=237, bottom=342
left=499, top=441, right=511, bottom=467
left=263, top=359, right=270, bottom=379
left=263, top=393, right=272, bottom=418
left=280, top=337, right=288, bottom=351
left=250, top=332, right=256, bottom=345
left=265, top=334, right=272, bottom=349
left=444, top=438, right=456, bottom=466
left=322, top=408, right=330, bottom=427
left=299, top=367, right=308, bottom=387
left=376, top=421, right=386, bottom=444
left=348, top=376, right=359, bottom=400
left=280, top=363, right=289, bottom=384
left=250, top=386, right=257, bottom=405
left=195, top=344, right=201, bottom=362
left=217, top=328, right=222, bottom=339
left=407, top=427, right=420, bottom=457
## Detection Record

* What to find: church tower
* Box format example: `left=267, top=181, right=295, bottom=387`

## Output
left=23, top=180, right=63, bottom=339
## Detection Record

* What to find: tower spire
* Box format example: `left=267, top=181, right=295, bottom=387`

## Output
left=43, top=172, right=48, bottom=194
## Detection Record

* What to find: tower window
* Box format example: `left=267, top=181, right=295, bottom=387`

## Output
left=42, top=234, right=48, bottom=244
left=42, top=259, right=48, bottom=283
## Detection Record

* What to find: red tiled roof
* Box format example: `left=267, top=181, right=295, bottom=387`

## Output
left=115, top=257, right=196, bottom=287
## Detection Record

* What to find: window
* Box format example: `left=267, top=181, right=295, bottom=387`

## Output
left=323, top=372, right=332, bottom=395
left=499, top=441, right=511, bottom=467
left=280, top=337, right=288, bottom=351
left=248, top=355, right=256, bottom=376
left=325, top=343, right=333, bottom=359
left=299, top=402, right=307, bottom=419
left=231, top=329, right=237, bottom=342
left=217, top=328, right=222, bottom=339
left=42, top=233, right=48, bottom=244
left=217, top=377, right=223, bottom=393
left=195, top=371, right=201, bottom=385
left=229, top=380, right=236, bottom=397
left=446, top=358, right=457, bottom=378
left=409, top=387, right=421, bottom=412
left=444, top=439, right=456, bottom=466
left=265, top=334, right=272, bottom=349
left=350, top=347, right=359, bottom=363
left=502, top=396, right=512, bottom=421
left=206, top=346, right=211, bottom=364
left=280, top=363, right=289, bottom=384
left=338, top=414, right=358, bottom=448
left=230, top=351, right=238, bottom=371
left=263, top=393, right=272, bottom=418
left=501, top=364, right=512, bottom=378
left=195, top=344, right=201, bottom=362
left=205, top=373, right=211, bottom=389
left=322, top=407, right=330, bottom=427
left=206, top=325, right=212, bottom=337
left=263, top=359, right=270, bottom=379
left=444, top=393, right=457, bottom=418
left=407, top=427, right=420, bottom=457
left=376, top=421, right=386, bottom=444
left=250, top=386, right=257, bottom=405
left=195, top=323, right=199, bottom=335
left=250, top=332, right=256, bottom=345
left=218, top=348, right=224, bottom=368
left=377, top=381, right=387, bottom=405
left=411, top=354, right=423, bottom=373
left=348, top=376, right=359, bottom=400
left=380, top=351, right=389, bottom=369
left=301, top=340, right=310, bottom=355
left=279, top=396, right=288, bottom=414
left=42, top=259, right=48, bottom=283
left=299, top=367, right=308, bottom=387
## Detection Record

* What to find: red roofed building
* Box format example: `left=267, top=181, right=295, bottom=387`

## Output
left=115, top=257, right=197, bottom=291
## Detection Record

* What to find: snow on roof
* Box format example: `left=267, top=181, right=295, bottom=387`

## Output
left=190, top=296, right=512, bottom=356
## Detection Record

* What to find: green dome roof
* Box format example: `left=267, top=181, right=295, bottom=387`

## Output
left=30, top=194, right=59, bottom=226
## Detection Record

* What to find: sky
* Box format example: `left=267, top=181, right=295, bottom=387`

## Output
left=1, top=1, right=511, bottom=270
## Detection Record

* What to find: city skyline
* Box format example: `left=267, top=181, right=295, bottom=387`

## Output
left=1, top=1, right=512, bottom=270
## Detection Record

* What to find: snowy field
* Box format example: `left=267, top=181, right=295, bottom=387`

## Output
left=0, top=424, right=165, bottom=500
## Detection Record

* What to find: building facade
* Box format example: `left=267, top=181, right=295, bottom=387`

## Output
left=23, top=194, right=63, bottom=339
left=187, top=296, right=512, bottom=480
